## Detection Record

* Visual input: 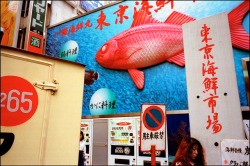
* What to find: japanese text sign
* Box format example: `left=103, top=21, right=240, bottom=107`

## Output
left=183, top=12, right=245, bottom=165
left=140, top=104, right=166, bottom=152
left=221, top=139, right=249, bottom=166
left=30, top=0, right=47, bottom=35
left=27, top=32, right=43, bottom=54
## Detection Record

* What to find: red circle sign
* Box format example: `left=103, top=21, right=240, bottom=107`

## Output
left=1, top=76, right=39, bottom=126
left=143, top=106, right=165, bottom=131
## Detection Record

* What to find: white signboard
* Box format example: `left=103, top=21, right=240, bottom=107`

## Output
left=243, top=120, right=249, bottom=140
left=221, top=139, right=249, bottom=165
left=183, top=12, right=245, bottom=165
left=140, top=104, right=166, bottom=152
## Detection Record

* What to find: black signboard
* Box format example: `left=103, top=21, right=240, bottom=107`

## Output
left=30, top=0, right=47, bottom=35
left=111, top=145, right=134, bottom=156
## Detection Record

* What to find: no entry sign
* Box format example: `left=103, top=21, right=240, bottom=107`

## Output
left=140, top=104, right=166, bottom=152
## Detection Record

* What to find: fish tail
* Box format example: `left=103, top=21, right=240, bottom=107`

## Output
left=228, top=0, right=249, bottom=50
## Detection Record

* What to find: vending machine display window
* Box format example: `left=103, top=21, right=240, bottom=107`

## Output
left=109, top=119, right=137, bottom=165
left=110, top=120, right=134, bottom=145
left=81, top=120, right=93, bottom=165
left=81, top=122, right=90, bottom=142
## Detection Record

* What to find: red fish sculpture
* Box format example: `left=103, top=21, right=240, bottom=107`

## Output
left=95, top=1, right=249, bottom=89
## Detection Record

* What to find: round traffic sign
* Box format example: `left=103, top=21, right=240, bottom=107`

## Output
left=143, top=106, right=165, bottom=131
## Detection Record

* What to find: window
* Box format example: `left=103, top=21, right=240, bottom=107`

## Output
left=21, top=0, right=30, bottom=17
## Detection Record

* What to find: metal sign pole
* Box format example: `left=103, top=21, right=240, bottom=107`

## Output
left=151, top=145, right=156, bottom=166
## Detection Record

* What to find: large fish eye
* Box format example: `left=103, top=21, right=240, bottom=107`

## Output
left=101, top=44, right=109, bottom=54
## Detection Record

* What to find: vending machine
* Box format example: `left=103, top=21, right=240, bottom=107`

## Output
left=81, top=119, right=93, bottom=165
left=108, top=118, right=137, bottom=165
left=136, top=118, right=168, bottom=165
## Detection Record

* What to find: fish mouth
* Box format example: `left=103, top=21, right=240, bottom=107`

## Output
left=95, top=55, right=111, bottom=68
left=95, top=52, right=103, bottom=58
left=95, top=56, right=103, bottom=64
left=95, top=53, right=103, bottom=62
left=95, top=52, right=113, bottom=67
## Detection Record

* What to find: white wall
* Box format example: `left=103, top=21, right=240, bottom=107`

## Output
left=49, top=1, right=116, bottom=26
left=49, top=1, right=79, bottom=26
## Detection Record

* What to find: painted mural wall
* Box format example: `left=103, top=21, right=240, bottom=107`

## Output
left=45, top=1, right=249, bottom=116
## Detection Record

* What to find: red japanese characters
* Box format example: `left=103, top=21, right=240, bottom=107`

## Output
left=199, top=24, right=222, bottom=134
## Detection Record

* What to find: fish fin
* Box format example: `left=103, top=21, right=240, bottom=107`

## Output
left=131, top=9, right=162, bottom=28
left=117, top=47, right=142, bottom=60
left=128, top=69, right=144, bottom=89
left=228, top=0, right=249, bottom=51
left=164, top=11, right=196, bottom=25
left=167, top=52, right=185, bottom=66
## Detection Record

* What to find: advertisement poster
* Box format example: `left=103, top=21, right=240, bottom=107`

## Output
left=80, top=0, right=104, bottom=12
left=0, top=1, right=19, bottom=46
left=46, top=1, right=249, bottom=116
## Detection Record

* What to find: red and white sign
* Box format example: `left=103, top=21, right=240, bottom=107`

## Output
left=27, top=32, right=43, bottom=54
left=1, top=76, right=39, bottom=126
left=81, top=124, right=88, bottom=127
left=116, top=122, right=131, bottom=126
left=140, top=104, right=166, bottom=152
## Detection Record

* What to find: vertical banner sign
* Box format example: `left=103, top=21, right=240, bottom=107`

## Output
left=0, top=1, right=19, bottom=46
left=30, top=0, right=47, bottom=35
left=28, top=0, right=47, bottom=54
left=140, top=104, right=167, bottom=152
left=183, top=12, right=245, bottom=165
left=221, top=139, right=249, bottom=165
